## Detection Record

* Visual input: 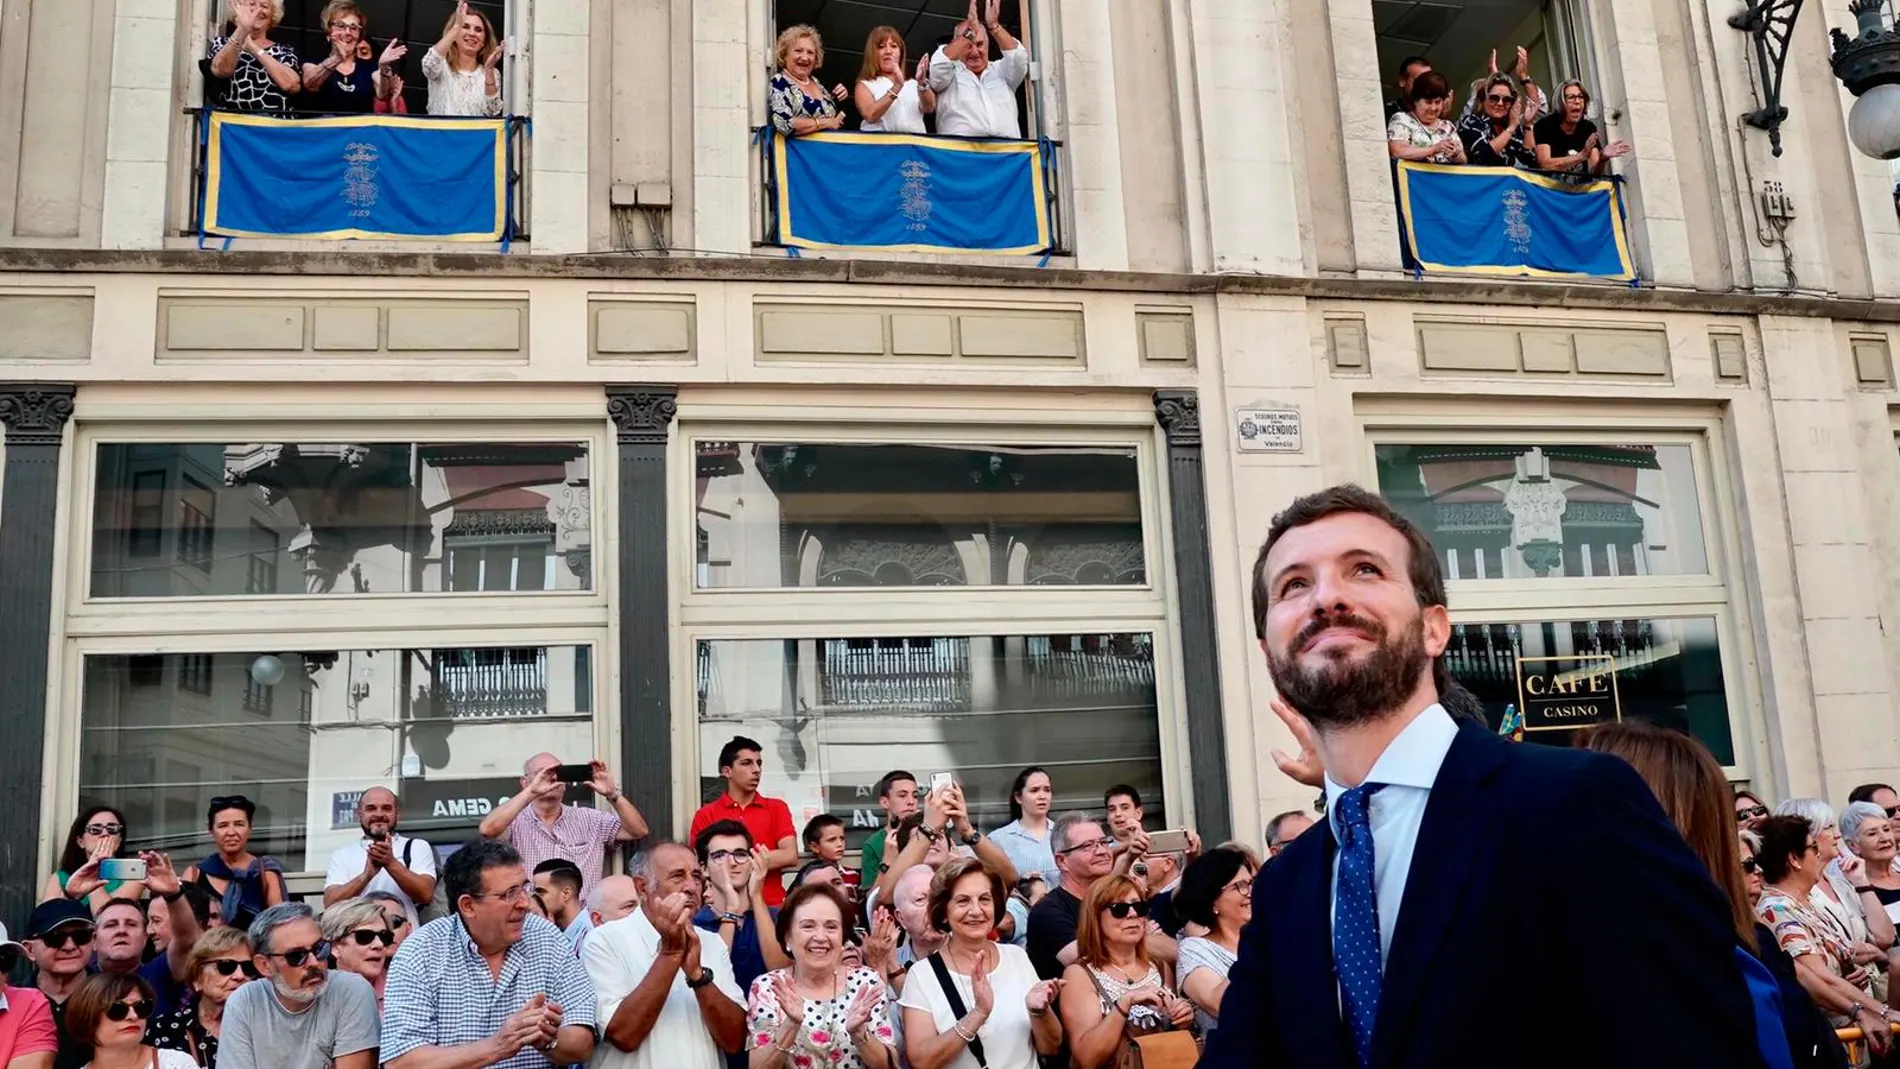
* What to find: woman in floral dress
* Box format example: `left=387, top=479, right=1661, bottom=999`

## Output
left=747, top=883, right=897, bottom=1069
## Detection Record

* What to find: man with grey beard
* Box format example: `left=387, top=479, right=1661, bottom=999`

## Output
left=218, top=903, right=379, bottom=1069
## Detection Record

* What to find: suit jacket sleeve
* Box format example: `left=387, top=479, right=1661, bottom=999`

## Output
left=1552, top=754, right=1766, bottom=1069
left=1198, top=882, right=1283, bottom=1068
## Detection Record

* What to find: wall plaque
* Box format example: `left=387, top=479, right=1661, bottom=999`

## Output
left=1515, top=653, right=1621, bottom=732
left=1236, top=407, right=1302, bottom=453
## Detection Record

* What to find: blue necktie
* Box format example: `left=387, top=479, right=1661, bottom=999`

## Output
left=1334, top=782, right=1386, bottom=1068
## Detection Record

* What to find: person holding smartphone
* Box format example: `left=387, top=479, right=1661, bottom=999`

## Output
left=479, top=753, right=650, bottom=904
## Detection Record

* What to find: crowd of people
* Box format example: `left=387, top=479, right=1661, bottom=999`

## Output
left=4, top=485, right=1899, bottom=1069
left=1386, top=48, right=1631, bottom=176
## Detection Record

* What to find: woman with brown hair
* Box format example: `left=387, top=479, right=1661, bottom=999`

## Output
left=1057, top=874, right=1194, bottom=1069
left=148, top=926, right=256, bottom=1069
left=747, top=882, right=896, bottom=1069
left=68, top=973, right=198, bottom=1069
left=300, top=0, right=405, bottom=114
left=854, top=26, right=934, bottom=134
left=1581, top=722, right=1857, bottom=1067
left=425, top=0, right=504, bottom=116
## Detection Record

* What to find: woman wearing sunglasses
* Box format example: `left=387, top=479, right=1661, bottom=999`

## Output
left=1058, top=874, right=1193, bottom=1069
left=1736, top=790, right=1772, bottom=833
left=43, top=807, right=146, bottom=911
left=69, top=972, right=198, bottom=1069
left=150, top=926, right=255, bottom=1069
left=318, top=899, right=394, bottom=1012
left=360, top=891, right=413, bottom=951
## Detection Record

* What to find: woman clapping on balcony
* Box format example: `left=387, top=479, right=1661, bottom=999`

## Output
left=424, top=0, right=504, bottom=117
left=1457, top=73, right=1537, bottom=169
left=300, top=2, right=404, bottom=115
left=1386, top=71, right=1466, bottom=166
left=1534, top=80, right=1629, bottom=175
left=772, top=25, right=849, bottom=136
left=203, top=0, right=302, bottom=114
left=856, top=26, right=935, bottom=134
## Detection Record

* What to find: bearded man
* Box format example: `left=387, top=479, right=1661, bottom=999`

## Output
left=1200, top=485, right=1767, bottom=1069
left=219, top=903, right=379, bottom=1069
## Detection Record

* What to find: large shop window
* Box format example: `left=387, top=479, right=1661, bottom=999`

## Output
left=1373, top=438, right=1743, bottom=767
left=78, top=645, right=596, bottom=872
left=89, top=442, right=593, bottom=597
left=685, top=429, right=1178, bottom=845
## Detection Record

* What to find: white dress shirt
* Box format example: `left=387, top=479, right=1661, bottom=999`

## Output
left=928, top=45, right=1030, bottom=139
left=1323, top=703, right=1458, bottom=963
left=324, top=833, right=436, bottom=927
left=583, top=907, right=745, bottom=1069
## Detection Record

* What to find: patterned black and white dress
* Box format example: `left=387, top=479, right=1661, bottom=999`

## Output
left=204, top=35, right=300, bottom=114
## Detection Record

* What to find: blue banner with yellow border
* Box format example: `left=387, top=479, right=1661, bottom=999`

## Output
left=773, top=131, right=1050, bottom=255
left=204, top=112, right=508, bottom=241
left=1396, top=161, right=1635, bottom=281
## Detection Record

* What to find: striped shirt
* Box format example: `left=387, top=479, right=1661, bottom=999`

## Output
left=504, top=803, right=624, bottom=902
left=382, top=914, right=598, bottom=1069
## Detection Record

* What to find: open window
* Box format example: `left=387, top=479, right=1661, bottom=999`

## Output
left=1373, top=0, right=1596, bottom=107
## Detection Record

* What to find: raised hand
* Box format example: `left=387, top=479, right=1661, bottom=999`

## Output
left=1269, top=694, right=1324, bottom=788
left=863, top=909, right=899, bottom=970
left=1025, top=978, right=1061, bottom=1015
left=965, top=0, right=979, bottom=27
left=587, top=759, right=619, bottom=799
left=970, top=949, right=995, bottom=1015
left=841, top=984, right=881, bottom=1034
left=985, top=0, right=1001, bottom=28
left=65, top=854, right=106, bottom=899
left=379, top=39, right=408, bottom=67
left=651, top=892, right=691, bottom=953
left=1487, top=47, right=1498, bottom=74
left=366, top=838, right=393, bottom=870
left=141, top=852, right=181, bottom=897
left=746, top=845, right=768, bottom=901
left=523, top=762, right=560, bottom=798
left=1513, top=45, right=1531, bottom=80
left=773, top=973, right=807, bottom=1026
left=923, top=785, right=949, bottom=832
left=484, top=38, right=507, bottom=70
left=915, top=56, right=930, bottom=82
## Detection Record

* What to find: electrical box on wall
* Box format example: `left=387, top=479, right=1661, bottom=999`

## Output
left=1759, top=180, right=1796, bottom=221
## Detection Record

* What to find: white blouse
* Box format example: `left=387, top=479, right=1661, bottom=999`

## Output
left=422, top=48, right=502, bottom=117
left=859, top=77, right=927, bottom=134
left=899, top=944, right=1042, bottom=1069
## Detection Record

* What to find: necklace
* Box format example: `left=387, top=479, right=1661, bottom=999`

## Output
left=1102, top=958, right=1146, bottom=984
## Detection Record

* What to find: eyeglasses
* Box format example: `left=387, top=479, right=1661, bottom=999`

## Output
left=1056, top=837, right=1116, bottom=856
left=1219, top=877, right=1254, bottom=897
left=1735, top=805, right=1768, bottom=822
left=1740, top=858, right=1761, bottom=875
left=346, top=928, right=395, bottom=948
left=85, top=823, right=125, bottom=836
left=38, top=927, right=95, bottom=950
left=331, top=20, right=363, bottom=31
left=706, top=849, right=750, bottom=863
left=471, top=882, right=535, bottom=904
left=105, top=1000, right=156, bottom=1022
left=1486, top=94, right=1515, bottom=104
left=205, top=959, right=261, bottom=979
left=267, top=942, right=332, bottom=968
left=1104, top=900, right=1152, bottom=920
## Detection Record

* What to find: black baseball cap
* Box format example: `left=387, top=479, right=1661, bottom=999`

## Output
left=25, top=899, right=93, bottom=939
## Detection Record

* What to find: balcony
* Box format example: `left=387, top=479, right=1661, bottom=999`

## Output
left=1393, top=160, right=1636, bottom=282
left=190, top=110, right=529, bottom=246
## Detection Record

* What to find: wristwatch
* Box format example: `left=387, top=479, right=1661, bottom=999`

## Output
left=961, top=28, right=976, bottom=40
left=686, top=967, right=715, bottom=989
left=960, top=829, right=983, bottom=847
left=920, top=825, right=943, bottom=844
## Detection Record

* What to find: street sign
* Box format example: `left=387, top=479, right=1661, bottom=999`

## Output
left=1236, top=408, right=1302, bottom=453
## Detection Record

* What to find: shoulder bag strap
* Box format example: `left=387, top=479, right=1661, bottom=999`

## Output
left=926, top=951, right=988, bottom=1069
left=401, top=836, right=414, bottom=868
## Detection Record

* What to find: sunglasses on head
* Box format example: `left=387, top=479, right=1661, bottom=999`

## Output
left=268, top=941, right=332, bottom=968
left=38, top=927, right=94, bottom=950
left=346, top=928, right=394, bottom=948
left=105, top=1000, right=155, bottom=1022
left=1736, top=805, right=1768, bottom=822
left=85, top=823, right=124, bottom=836
left=1104, top=900, right=1152, bottom=920
left=206, top=958, right=261, bottom=979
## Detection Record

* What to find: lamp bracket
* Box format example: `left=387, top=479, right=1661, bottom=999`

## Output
left=1729, top=0, right=1806, bottom=156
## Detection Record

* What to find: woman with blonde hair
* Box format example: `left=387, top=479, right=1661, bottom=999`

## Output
left=149, top=926, right=256, bottom=1069
left=425, top=0, right=504, bottom=116
left=204, top=0, right=302, bottom=114
left=301, top=0, right=405, bottom=113
left=770, top=24, right=848, bottom=136
left=319, top=897, right=396, bottom=1010
left=855, top=25, right=934, bottom=134
left=1058, top=874, right=1195, bottom=1069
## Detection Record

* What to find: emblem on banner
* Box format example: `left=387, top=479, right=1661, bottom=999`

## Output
left=1501, top=188, right=1532, bottom=255
left=899, top=159, right=933, bottom=232
left=341, top=141, right=381, bottom=218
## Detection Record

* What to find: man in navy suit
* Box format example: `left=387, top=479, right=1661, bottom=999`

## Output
left=1200, top=485, right=1764, bottom=1069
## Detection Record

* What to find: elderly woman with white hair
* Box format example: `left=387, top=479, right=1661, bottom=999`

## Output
left=204, top=0, right=302, bottom=113
left=1846, top=800, right=1900, bottom=929
left=1777, top=798, right=1895, bottom=980
left=319, top=896, right=396, bottom=1010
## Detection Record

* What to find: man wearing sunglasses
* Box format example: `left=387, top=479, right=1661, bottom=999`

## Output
left=0, top=921, right=58, bottom=1069
left=22, top=900, right=96, bottom=1069
left=218, top=903, right=379, bottom=1069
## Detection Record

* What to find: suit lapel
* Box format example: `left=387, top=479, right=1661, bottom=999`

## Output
left=1277, top=822, right=1353, bottom=1069
left=1368, top=724, right=1508, bottom=1069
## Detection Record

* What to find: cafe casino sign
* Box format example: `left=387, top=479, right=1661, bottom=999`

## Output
left=1515, top=652, right=1621, bottom=736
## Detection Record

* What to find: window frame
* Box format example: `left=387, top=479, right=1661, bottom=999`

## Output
left=670, top=408, right=1192, bottom=839
left=49, top=414, right=618, bottom=887
left=1357, top=407, right=1762, bottom=778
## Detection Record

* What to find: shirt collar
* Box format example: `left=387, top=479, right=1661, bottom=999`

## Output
left=0, top=987, right=9, bottom=1011
left=719, top=794, right=762, bottom=811
left=1323, top=703, right=1458, bottom=831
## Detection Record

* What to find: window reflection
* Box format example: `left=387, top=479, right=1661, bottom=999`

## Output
left=1375, top=443, right=1708, bottom=579
left=695, top=634, right=1162, bottom=845
left=79, top=646, right=595, bottom=871
left=90, top=443, right=593, bottom=597
left=694, top=442, right=1145, bottom=589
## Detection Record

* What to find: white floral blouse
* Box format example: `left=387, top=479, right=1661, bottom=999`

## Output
left=746, top=966, right=895, bottom=1069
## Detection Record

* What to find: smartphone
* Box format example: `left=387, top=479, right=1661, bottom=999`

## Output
left=554, top=763, right=594, bottom=784
left=1146, top=829, right=1190, bottom=855
left=929, top=771, right=955, bottom=794
left=99, top=858, right=147, bottom=882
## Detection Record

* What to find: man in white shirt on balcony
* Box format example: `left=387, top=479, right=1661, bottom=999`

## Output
left=323, top=787, right=437, bottom=929
left=929, top=0, right=1030, bottom=139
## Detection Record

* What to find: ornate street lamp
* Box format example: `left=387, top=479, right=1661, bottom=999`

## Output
left=1731, top=0, right=1900, bottom=158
